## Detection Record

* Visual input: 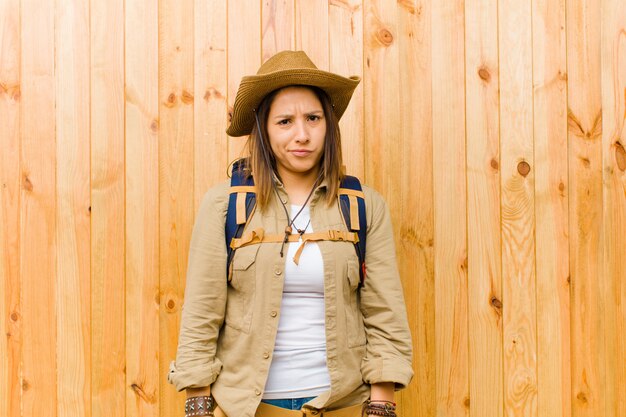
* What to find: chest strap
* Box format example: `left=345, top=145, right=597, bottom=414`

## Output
left=230, top=227, right=359, bottom=265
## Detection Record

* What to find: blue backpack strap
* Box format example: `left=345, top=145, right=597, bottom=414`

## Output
left=226, top=158, right=256, bottom=277
left=338, top=175, right=367, bottom=284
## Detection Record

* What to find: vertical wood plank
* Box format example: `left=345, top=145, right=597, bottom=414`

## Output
left=55, top=0, right=91, bottom=415
left=532, top=0, right=571, bottom=416
left=601, top=0, right=626, bottom=415
left=20, top=0, right=57, bottom=415
left=329, top=0, right=364, bottom=178
left=0, top=1, right=21, bottom=416
left=498, top=0, right=537, bottom=416
left=295, top=0, right=328, bottom=70
left=395, top=1, right=434, bottom=416
left=194, top=0, right=228, bottom=205
left=125, top=0, right=160, bottom=414
left=431, top=0, right=469, bottom=414
left=363, top=1, right=400, bottom=198
left=91, top=0, right=126, bottom=414
left=227, top=0, right=261, bottom=161
left=566, top=0, right=604, bottom=415
left=262, top=0, right=295, bottom=62
left=159, top=0, right=195, bottom=415
left=465, top=0, right=504, bottom=415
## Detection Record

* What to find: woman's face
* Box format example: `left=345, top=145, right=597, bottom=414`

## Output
left=266, top=86, right=326, bottom=181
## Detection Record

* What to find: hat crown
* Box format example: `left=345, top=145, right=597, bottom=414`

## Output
left=256, top=50, right=318, bottom=75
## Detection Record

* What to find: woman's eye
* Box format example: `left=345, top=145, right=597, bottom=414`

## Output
left=308, top=115, right=321, bottom=121
left=277, top=119, right=291, bottom=125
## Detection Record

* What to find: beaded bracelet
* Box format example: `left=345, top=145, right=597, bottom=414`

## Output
left=185, top=395, right=215, bottom=417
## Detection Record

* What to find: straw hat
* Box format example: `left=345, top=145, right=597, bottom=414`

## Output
left=226, top=50, right=361, bottom=137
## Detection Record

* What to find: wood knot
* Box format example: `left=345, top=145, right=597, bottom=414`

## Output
left=165, top=92, right=176, bottom=107
left=10, top=312, right=19, bottom=322
left=181, top=90, right=194, bottom=104
left=130, top=383, right=155, bottom=403
left=615, top=141, right=626, bottom=171
left=576, top=391, right=588, bottom=403
left=22, top=380, right=30, bottom=391
left=490, top=296, right=503, bottom=313
left=150, top=119, right=159, bottom=133
left=22, top=175, right=33, bottom=192
left=204, top=88, right=224, bottom=102
left=376, top=28, right=394, bottom=46
left=517, top=161, right=531, bottom=177
left=165, top=297, right=177, bottom=312
left=460, top=257, right=468, bottom=271
left=490, top=158, right=499, bottom=170
left=478, top=67, right=491, bottom=82
left=558, top=182, right=565, bottom=192
left=463, top=397, right=470, bottom=408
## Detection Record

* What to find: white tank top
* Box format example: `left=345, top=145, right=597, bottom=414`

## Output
left=262, top=204, right=331, bottom=399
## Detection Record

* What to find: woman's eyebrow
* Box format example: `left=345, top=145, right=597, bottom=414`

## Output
left=272, top=110, right=323, bottom=119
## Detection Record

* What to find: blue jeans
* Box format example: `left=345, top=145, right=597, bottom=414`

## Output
left=261, top=396, right=316, bottom=410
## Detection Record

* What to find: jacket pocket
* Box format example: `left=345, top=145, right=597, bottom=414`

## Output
left=344, top=258, right=366, bottom=347
left=225, top=244, right=259, bottom=333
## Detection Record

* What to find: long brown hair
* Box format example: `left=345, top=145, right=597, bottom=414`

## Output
left=242, top=85, right=344, bottom=209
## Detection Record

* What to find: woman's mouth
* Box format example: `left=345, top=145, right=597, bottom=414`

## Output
left=290, top=150, right=312, bottom=157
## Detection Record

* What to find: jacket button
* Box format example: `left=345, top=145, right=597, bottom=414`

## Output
left=263, top=352, right=270, bottom=359
left=274, top=268, right=282, bottom=276
left=270, top=311, right=277, bottom=317
left=255, top=389, right=261, bottom=396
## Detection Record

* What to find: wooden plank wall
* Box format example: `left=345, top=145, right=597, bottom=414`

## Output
left=1, top=1, right=625, bottom=416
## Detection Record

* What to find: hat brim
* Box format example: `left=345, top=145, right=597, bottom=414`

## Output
left=226, top=68, right=361, bottom=137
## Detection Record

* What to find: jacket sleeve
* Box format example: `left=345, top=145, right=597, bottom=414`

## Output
left=359, top=187, right=414, bottom=390
left=167, top=183, right=229, bottom=391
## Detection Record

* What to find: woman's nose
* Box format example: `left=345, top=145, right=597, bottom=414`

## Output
left=294, top=119, right=309, bottom=142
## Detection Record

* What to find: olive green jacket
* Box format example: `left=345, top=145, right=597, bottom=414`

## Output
left=168, top=178, right=413, bottom=417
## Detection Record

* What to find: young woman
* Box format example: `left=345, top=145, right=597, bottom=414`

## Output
left=168, top=50, right=413, bottom=417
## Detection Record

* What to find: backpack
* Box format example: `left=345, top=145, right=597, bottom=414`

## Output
left=225, top=158, right=367, bottom=284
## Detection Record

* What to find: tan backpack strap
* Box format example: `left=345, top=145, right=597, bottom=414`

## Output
left=348, top=195, right=360, bottom=230
left=338, top=188, right=363, bottom=232
left=230, top=186, right=256, bottom=225
left=230, top=185, right=256, bottom=193
left=338, top=188, right=365, bottom=198
left=292, top=230, right=359, bottom=265
left=230, top=228, right=359, bottom=263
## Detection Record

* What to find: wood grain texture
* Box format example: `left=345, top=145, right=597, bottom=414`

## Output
left=20, top=0, right=57, bottom=415
left=55, top=0, right=92, bottom=415
left=262, top=0, right=295, bottom=63
left=532, top=0, right=571, bottom=416
left=125, top=0, right=159, bottom=415
left=330, top=0, right=364, bottom=178
left=194, top=0, right=228, bottom=206
left=566, top=0, right=605, bottom=416
left=2, top=2, right=626, bottom=415
left=465, top=0, right=504, bottom=415
left=396, top=1, right=434, bottom=416
left=159, top=0, right=195, bottom=415
left=295, top=0, right=329, bottom=70
left=227, top=0, right=261, bottom=162
left=91, top=0, right=126, bottom=415
left=0, top=1, right=21, bottom=416
left=601, top=1, right=626, bottom=415
left=498, top=0, right=538, bottom=416
left=432, top=0, right=469, bottom=415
